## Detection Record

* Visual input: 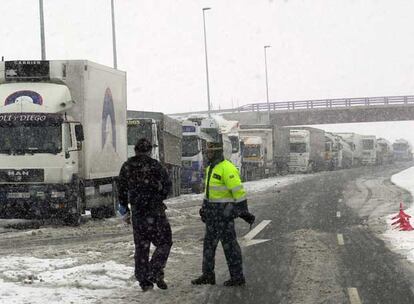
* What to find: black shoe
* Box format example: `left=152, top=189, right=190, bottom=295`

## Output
left=223, top=277, right=246, bottom=287
left=155, top=278, right=168, bottom=290
left=191, top=273, right=216, bottom=285
left=140, top=280, right=154, bottom=292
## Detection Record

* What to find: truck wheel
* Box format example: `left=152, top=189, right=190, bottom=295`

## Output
left=64, top=195, right=82, bottom=226
left=91, top=207, right=105, bottom=219
left=65, top=212, right=81, bottom=226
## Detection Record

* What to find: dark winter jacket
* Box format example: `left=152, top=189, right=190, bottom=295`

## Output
left=118, top=154, right=172, bottom=216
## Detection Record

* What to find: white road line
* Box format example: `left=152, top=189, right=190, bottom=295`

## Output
left=243, top=220, right=271, bottom=240
left=348, top=287, right=362, bottom=304
left=336, top=211, right=341, bottom=218
left=337, top=234, right=345, bottom=246
left=241, top=220, right=272, bottom=247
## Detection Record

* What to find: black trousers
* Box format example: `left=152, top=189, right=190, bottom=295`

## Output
left=131, top=210, right=172, bottom=283
left=202, top=212, right=244, bottom=279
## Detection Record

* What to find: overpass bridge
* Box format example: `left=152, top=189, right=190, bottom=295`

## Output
left=171, top=95, right=414, bottom=126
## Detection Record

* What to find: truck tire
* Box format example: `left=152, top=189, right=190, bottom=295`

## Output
left=64, top=178, right=83, bottom=226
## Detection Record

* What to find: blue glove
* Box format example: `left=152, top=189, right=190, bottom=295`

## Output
left=118, top=204, right=128, bottom=216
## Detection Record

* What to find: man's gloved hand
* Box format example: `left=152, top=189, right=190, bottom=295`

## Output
left=199, top=207, right=206, bottom=223
left=118, top=204, right=131, bottom=225
left=199, top=199, right=208, bottom=223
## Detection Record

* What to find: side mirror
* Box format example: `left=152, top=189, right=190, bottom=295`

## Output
left=75, top=125, right=84, bottom=141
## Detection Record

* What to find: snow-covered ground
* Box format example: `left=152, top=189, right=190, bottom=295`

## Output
left=382, top=166, right=414, bottom=263
left=0, top=174, right=307, bottom=304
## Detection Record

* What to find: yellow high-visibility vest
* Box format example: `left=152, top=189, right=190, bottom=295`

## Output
left=204, top=160, right=247, bottom=203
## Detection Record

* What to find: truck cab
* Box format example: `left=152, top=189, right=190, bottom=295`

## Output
left=127, top=118, right=159, bottom=160
left=289, top=129, right=311, bottom=173
left=0, top=60, right=127, bottom=224
left=361, top=135, right=377, bottom=165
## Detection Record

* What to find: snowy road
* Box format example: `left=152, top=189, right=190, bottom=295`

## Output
left=1, top=165, right=414, bottom=303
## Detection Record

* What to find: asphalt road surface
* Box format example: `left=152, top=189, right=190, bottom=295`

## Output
left=203, top=163, right=414, bottom=304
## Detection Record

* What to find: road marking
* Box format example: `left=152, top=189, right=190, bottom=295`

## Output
left=240, top=220, right=271, bottom=247
left=348, top=288, right=362, bottom=304
left=337, top=234, right=345, bottom=245
left=336, top=211, right=341, bottom=218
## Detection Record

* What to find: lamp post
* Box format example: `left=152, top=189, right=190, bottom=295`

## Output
left=202, top=7, right=211, bottom=117
left=39, top=0, right=46, bottom=60
left=111, top=0, right=118, bottom=69
left=264, top=45, right=271, bottom=123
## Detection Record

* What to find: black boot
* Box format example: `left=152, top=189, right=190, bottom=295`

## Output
left=191, top=273, right=216, bottom=285
left=154, top=278, right=168, bottom=290
left=223, top=277, right=246, bottom=287
left=140, top=279, right=154, bottom=292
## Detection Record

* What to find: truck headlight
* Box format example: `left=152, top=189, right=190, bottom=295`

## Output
left=51, top=191, right=65, bottom=198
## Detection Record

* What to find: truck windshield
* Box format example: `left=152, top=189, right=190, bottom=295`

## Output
left=244, top=146, right=260, bottom=157
left=127, top=121, right=152, bottom=145
left=363, top=139, right=374, bottom=150
left=290, top=143, right=307, bottom=153
left=229, top=136, right=239, bottom=153
left=393, top=143, right=407, bottom=151
left=0, top=125, right=62, bottom=154
left=182, top=136, right=200, bottom=157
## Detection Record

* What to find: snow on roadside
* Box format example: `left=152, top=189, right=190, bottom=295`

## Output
left=383, top=166, right=414, bottom=262
left=0, top=256, right=134, bottom=304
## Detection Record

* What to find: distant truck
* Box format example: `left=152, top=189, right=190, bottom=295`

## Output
left=180, top=120, right=212, bottom=194
left=239, top=125, right=289, bottom=180
left=376, top=138, right=393, bottom=165
left=288, top=127, right=325, bottom=173
left=0, top=60, right=127, bottom=224
left=361, top=135, right=377, bottom=165
left=393, top=139, right=413, bottom=161
left=336, top=132, right=364, bottom=167
left=325, top=132, right=353, bottom=170
left=127, top=111, right=182, bottom=197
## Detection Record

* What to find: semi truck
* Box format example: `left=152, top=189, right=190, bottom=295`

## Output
left=336, top=132, right=364, bottom=166
left=0, top=60, right=127, bottom=224
left=127, top=111, right=182, bottom=197
left=361, top=135, right=377, bottom=165
left=239, top=125, right=289, bottom=180
left=180, top=120, right=213, bottom=193
left=288, top=127, right=325, bottom=173
left=324, top=132, right=353, bottom=170
left=393, top=139, right=413, bottom=161
left=376, top=138, right=393, bottom=165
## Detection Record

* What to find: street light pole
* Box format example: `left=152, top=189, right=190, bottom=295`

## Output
left=264, top=45, right=271, bottom=123
left=111, top=0, right=118, bottom=69
left=202, top=7, right=212, bottom=117
left=39, top=0, right=46, bottom=60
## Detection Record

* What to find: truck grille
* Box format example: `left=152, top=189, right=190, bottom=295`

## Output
left=0, top=169, right=44, bottom=182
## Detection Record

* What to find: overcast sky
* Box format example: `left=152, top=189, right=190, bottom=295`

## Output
left=1, top=0, right=414, bottom=144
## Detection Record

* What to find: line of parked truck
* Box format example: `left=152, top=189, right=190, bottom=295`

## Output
left=0, top=60, right=412, bottom=225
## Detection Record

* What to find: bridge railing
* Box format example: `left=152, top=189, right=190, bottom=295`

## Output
left=237, top=95, right=414, bottom=112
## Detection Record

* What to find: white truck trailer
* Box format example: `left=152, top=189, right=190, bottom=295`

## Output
left=0, top=60, right=127, bottom=224
left=127, top=111, right=182, bottom=197
left=288, top=127, right=325, bottom=173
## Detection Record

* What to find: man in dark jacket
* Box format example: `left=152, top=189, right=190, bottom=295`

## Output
left=118, top=138, right=172, bottom=292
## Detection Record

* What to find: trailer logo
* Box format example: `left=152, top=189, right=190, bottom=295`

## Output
left=102, top=88, right=117, bottom=151
left=5, top=90, right=43, bottom=106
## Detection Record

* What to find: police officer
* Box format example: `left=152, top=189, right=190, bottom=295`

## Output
left=191, top=141, right=254, bottom=287
left=118, top=138, right=172, bottom=292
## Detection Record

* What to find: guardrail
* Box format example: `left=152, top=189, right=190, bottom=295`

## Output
left=238, top=95, right=414, bottom=112
left=170, top=95, right=414, bottom=116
